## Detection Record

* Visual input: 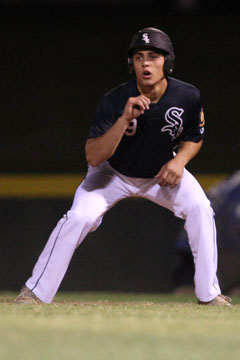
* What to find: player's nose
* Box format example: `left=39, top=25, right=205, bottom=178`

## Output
left=142, top=59, right=150, bottom=67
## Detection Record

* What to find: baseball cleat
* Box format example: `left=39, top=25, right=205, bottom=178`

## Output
left=13, top=286, right=42, bottom=305
left=198, top=294, right=232, bottom=306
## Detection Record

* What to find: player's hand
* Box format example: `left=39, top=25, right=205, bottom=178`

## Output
left=154, top=157, right=185, bottom=189
left=121, top=95, right=150, bottom=124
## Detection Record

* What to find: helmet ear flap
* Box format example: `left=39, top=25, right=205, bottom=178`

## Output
left=163, top=54, right=175, bottom=76
left=127, top=57, right=134, bottom=74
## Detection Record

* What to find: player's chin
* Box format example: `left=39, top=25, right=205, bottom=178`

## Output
left=137, top=77, right=154, bottom=86
left=140, top=78, right=154, bottom=85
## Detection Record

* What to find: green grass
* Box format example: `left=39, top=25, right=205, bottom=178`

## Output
left=1, top=292, right=240, bottom=360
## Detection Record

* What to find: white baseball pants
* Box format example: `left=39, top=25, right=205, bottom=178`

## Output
left=26, top=161, right=221, bottom=303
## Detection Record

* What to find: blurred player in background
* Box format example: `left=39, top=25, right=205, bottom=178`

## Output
left=14, top=27, right=231, bottom=306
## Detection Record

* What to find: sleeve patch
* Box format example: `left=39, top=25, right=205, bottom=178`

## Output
left=199, top=108, right=205, bottom=127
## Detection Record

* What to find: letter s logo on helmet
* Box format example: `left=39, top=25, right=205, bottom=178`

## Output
left=127, top=27, right=175, bottom=76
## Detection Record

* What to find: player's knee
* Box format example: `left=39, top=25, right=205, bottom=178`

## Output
left=67, top=208, right=97, bottom=227
left=69, top=193, right=107, bottom=228
left=188, top=197, right=213, bottom=218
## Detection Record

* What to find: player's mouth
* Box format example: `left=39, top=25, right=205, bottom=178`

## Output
left=142, top=71, right=152, bottom=79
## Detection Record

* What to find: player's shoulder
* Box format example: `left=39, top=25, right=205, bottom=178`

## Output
left=103, top=79, right=137, bottom=99
left=96, top=79, right=137, bottom=111
left=168, top=77, right=200, bottom=98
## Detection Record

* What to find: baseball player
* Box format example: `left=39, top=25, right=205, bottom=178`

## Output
left=14, top=27, right=231, bottom=306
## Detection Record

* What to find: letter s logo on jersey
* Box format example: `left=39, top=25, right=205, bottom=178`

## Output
left=161, top=107, right=184, bottom=140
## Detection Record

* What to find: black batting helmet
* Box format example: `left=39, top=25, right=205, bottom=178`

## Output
left=127, top=27, right=175, bottom=76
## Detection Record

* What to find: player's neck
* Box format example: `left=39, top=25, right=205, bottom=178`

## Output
left=137, top=78, right=168, bottom=103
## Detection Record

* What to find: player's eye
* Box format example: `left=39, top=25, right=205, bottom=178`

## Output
left=134, top=55, right=143, bottom=61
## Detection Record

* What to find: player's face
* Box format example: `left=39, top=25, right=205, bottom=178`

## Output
left=133, top=50, right=165, bottom=87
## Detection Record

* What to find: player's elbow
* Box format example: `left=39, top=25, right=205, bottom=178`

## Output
left=85, top=138, right=110, bottom=167
left=87, top=157, right=101, bottom=167
left=85, top=151, right=104, bottom=167
left=85, top=152, right=100, bottom=167
left=85, top=140, right=99, bottom=166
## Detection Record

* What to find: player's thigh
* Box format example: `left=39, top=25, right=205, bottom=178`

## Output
left=144, top=169, right=210, bottom=219
left=71, top=162, right=128, bottom=214
left=170, top=169, right=212, bottom=219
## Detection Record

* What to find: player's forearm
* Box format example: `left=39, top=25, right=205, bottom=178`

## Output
left=86, top=95, right=150, bottom=167
left=85, top=116, right=129, bottom=167
left=175, top=140, right=203, bottom=167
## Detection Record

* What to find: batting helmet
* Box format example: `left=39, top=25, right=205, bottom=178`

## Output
left=127, top=27, right=175, bottom=76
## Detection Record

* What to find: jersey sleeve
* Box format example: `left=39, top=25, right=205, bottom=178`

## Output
left=87, top=94, right=118, bottom=139
left=181, top=91, right=205, bottom=143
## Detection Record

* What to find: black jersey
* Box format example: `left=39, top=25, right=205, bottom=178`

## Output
left=88, top=77, right=205, bottom=178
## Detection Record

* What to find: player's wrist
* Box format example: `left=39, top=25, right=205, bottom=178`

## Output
left=174, top=153, right=189, bottom=167
left=118, top=114, right=133, bottom=126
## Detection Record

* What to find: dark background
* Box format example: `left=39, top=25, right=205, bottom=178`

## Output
left=1, top=1, right=239, bottom=294
left=1, top=0, right=240, bottom=174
